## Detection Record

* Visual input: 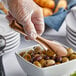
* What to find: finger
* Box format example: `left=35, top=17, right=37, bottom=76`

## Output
left=23, top=15, right=37, bottom=40
left=32, top=8, right=45, bottom=35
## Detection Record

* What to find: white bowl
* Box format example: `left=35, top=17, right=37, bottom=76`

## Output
left=66, top=37, right=76, bottom=48
left=4, top=40, right=20, bottom=51
left=71, top=6, right=76, bottom=19
left=6, top=37, right=20, bottom=47
left=4, top=32, right=19, bottom=40
left=66, top=12, right=76, bottom=32
left=6, top=34, right=20, bottom=43
left=4, top=38, right=20, bottom=51
left=4, top=41, right=20, bottom=54
left=66, top=29, right=76, bottom=41
left=66, top=25, right=76, bottom=35
left=15, top=44, right=76, bottom=76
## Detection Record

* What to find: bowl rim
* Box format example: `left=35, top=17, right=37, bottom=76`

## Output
left=66, top=30, right=76, bottom=41
left=66, top=26, right=76, bottom=36
left=15, top=44, right=76, bottom=70
left=66, top=36, right=76, bottom=48
left=66, top=12, right=76, bottom=32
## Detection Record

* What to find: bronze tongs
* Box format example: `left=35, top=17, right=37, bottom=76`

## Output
left=10, top=20, right=67, bottom=56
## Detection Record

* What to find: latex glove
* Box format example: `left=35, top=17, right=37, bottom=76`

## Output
left=6, top=0, right=45, bottom=40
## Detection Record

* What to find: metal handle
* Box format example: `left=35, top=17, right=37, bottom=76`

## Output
left=0, top=56, right=5, bottom=76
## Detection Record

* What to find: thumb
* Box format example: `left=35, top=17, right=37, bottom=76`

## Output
left=23, top=15, right=37, bottom=40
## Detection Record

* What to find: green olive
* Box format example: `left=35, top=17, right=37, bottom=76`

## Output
left=19, top=51, right=26, bottom=57
left=62, top=57, right=69, bottom=63
left=34, top=46, right=42, bottom=54
left=46, top=59, right=55, bottom=66
left=46, top=50, right=55, bottom=57
left=70, top=54, right=76, bottom=60
left=33, top=61, right=42, bottom=67
left=40, top=59, right=46, bottom=67
left=67, top=48, right=74, bottom=56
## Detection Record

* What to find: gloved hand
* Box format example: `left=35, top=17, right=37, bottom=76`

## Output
left=6, top=0, right=45, bottom=40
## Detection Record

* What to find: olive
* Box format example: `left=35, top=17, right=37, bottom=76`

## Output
left=50, top=54, right=56, bottom=60
left=70, top=54, right=76, bottom=60
left=33, top=55, right=42, bottom=61
left=42, top=50, right=46, bottom=54
left=56, top=62, right=61, bottom=65
left=55, top=56, right=62, bottom=62
left=44, top=55, right=50, bottom=60
left=30, top=58, right=34, bottom=63
left=28, top=50, right=33, bottom=55
left=33, top=61, right=42, bottom=67
left=24, top=54, right=31, bottom=61
left=34, top=46, right=42, bottom=50
left=33, top=46, right=42, bottom=54
left=46, top=60, right=55, bottom=66
left=40, top=53, right=46, bottom=58
left=19, top=51, right=26, bottom=57
left=46, top=50, right=55, bottom=57
left=31, top=51, right=35, bottom=57
left=34, top=54, right=40, bottom=57
left=67, top=48, right=74, bottom=56
left=62, top=57, right=69, bottom=63
left=40, top=59, right=46, bottom=67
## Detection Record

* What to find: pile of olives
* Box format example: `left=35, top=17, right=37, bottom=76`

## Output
left=19, top=46, right=76, bottom=68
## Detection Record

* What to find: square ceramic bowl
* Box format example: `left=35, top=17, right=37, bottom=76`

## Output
left=15, top=44, right=76, bottom=76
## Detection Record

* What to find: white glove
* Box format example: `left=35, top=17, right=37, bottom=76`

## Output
left=6, top=0, right=45, bottom=40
